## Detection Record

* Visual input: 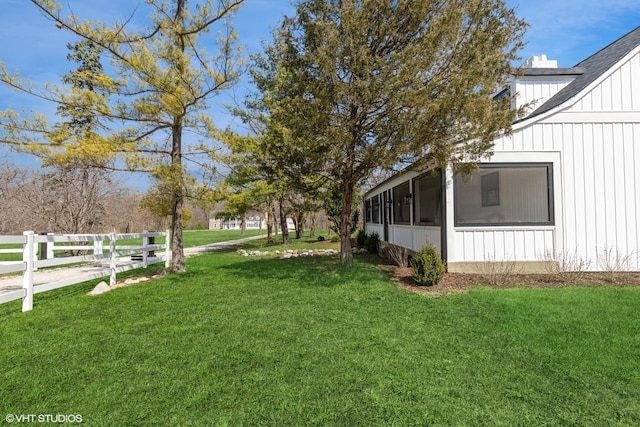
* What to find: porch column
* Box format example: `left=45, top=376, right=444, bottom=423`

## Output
left=444, top=166, right=456, bottom=263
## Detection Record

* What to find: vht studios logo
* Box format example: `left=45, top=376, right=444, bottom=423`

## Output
left=5, top=413, right=83, bottom=423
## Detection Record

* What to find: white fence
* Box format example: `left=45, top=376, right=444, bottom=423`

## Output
left=0, top=230, right=170, bottom=312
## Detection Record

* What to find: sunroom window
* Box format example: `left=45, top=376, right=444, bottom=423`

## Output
left=454, top=163, right=553, bottom=226
left=392, top=181, right=411, bottom=224
left=371, top=195, right=380, bottom=223
left=413, top=171, right=442, bottom=225
left=365, top=198, right=372, bottom=223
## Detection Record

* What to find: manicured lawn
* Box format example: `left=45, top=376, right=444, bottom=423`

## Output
left=1, top=247, right=639, bottom=425
left=182, top=229, right=266, bottom=247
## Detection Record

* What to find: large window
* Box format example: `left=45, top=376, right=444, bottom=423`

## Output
left=392, top=181, right=411, bottom=224
left=365, top=195, right=382, bottom=224
left=454, top=163, right=553, bottom=226
left=414, top=171, right=442, bottom=225
left=365, top=198, right=372, bottom=223
left=372, top=195, right=380, bottom=223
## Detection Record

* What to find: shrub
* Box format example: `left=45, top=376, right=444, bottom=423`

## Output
left=474, top=253, right=521, bottom=287
left=364, top=232, right=380, bottom=254
left=386, top=244, right=410, bottom=268
left=356, top=229, right=366, bottom=247
left=317, top=235, right=325, bottom=242
left=330, top=235, right=340, bottom=243
left=411, top=244, right=445, bottom=286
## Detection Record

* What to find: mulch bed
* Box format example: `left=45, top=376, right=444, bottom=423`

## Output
left=380, top=263, right=640, bottom=297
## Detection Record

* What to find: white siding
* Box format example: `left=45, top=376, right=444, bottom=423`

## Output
left=512, top=76, right=576, bottom=113
left=454, top=228, right=554, bottom=261
left=385, top=225, right=441, bottom=254
left=461, top=46, right=640, bottom=270
left=447, top=153, right=560, bottom=266
left=570, top=54, right=640, bottom=112
left=365, top=47, right=640, bottom=271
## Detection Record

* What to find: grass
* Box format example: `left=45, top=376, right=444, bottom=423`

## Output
left=1, top=247, right=639, bottom=425
left=181, top=229, right=266, bottom=247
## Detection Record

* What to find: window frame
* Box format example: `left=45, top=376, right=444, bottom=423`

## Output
left=371, top=194, right=380, bottom=224
left=364, top=198, right=372, bottom=223
left=413, top=170, right=442, bottom=226
left=454, top=162, right=554, bottom=227
left=392, top=181, right=411, bottom=225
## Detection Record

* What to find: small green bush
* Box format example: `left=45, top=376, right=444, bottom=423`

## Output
left=356, top=229, right=366, bottom=247
left=411, top=244, right=445, bottom=286
left=330, top=235, right=340, bottom=243
left=317, top=235, right=325, bottom=242
left=364, top=232, right=380, bottom=254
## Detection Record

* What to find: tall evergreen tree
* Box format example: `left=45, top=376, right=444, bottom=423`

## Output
left=253, top=0, right=527, bottom=265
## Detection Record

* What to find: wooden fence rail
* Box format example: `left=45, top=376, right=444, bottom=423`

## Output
left=0, top=230, right=170, bottom=312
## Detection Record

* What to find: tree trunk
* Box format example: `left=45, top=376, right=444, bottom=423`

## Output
left=308, top=212, right=316, bottom=238
left=271, top=204, right=278, bottom=236
left=170, top=122, right=185, bottom=273
left=295, top=212, right=304, bottom=239
left=279, top=196, right=289, bottom=244
left=240, top=213, right=246, bottom=236
left=169, top=0, right=187, bottom=274
left=340, top=181, right=354, bottom=266
left=265, top=205, right=274, bottom=244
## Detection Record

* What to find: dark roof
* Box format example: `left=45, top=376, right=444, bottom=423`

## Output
left=524, top=26, right=640, bottom=120
left=521, top=67, right=584, bottom=76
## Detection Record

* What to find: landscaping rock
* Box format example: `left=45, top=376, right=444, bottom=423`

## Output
left=88, top=281, right=110, bottom=296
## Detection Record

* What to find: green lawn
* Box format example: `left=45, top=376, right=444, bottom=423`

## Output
left=1, top=246, right=639, bottom=425
left=181, top=229, right=266, bottom=247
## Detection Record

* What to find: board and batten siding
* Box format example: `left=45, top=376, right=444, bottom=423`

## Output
left=569, top=52, right=640, bottom=112
left=387, top=225, right=441, bottom=254
left=446, top=151, right=561, bottom=266
left=453, top=118, right=640, bottom=270
left=453, top=228, right=554, bottom=262
left=512, top=76, right=576, bottom=114
left=366, top=45, right=640, bottom=271
left=457, top=47, right=640, bottom=271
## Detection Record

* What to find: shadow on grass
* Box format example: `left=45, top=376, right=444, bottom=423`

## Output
left=213, top=252, right=387, bottom=288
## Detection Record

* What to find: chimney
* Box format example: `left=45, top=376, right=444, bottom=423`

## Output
left=523, top=54, right=558, bottom=69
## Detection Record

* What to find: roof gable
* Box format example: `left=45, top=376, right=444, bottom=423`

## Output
left=525, top=26, right=640, bottom=119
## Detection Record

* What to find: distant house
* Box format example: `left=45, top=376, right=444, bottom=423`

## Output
left=209, top=215, right=266, bottom=231
left=364, top=26, right=640, bottom=272
left=208, top=215, right=295, bottom=231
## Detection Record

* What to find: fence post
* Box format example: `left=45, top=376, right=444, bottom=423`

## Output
left=142, top=230, right=149, bottom=268
left=109, top=232, right=117, bottom=286
left=22, top=231, right=35, bottom=312
left=165, top=229, right=171, bottom=269
left=38, top=232, right=48, bottom=264
left=47, top=233, right=54, bottom=259
left=94, top=238, right=103, bottom=256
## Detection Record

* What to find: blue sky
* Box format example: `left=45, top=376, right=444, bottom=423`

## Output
left=1, top=0, right=640, bottom=188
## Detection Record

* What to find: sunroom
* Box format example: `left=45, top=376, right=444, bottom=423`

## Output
left=363, top=160, right=557, bottom=272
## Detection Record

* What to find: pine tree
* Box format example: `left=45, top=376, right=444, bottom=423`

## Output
left=252, top=0, right=527, bottom=265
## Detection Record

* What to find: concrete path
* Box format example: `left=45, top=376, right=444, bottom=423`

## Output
left=0, top=234, right=267, bottom=297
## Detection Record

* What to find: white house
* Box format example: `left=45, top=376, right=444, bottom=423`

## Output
left=209, top=215, right=266, bottom=231
left=209, top=215, right=295, bottom=231
left=364, top=26, right=640, bottom=272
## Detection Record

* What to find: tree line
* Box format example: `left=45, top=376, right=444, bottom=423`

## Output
left=1, top=0, right=527, bottom=272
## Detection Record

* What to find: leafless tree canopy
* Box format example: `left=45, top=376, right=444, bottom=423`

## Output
left=0, top=162, right=152, bottom=234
